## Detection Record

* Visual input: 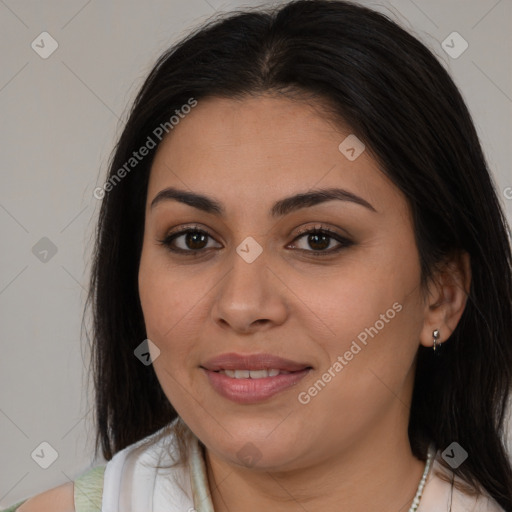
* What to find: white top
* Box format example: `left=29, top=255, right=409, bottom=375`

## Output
left=100, top=422, right=505, bottom=512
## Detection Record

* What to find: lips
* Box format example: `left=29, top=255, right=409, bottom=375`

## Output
left=200, top=353, right=312, bottom=404
left=201, top=352, right=311, bottom=372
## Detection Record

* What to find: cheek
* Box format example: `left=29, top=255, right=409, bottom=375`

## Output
left=138, top=245, right=197, bottom=360
left=307, top=242, right=423, bottom=397
left=309, top=255, right=417, bottom=352
left=138, top=253, right=203, bottom=410
left=298, top=297, right=421, bottom=448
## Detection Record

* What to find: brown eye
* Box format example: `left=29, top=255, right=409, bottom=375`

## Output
left=302, top=232, right=331, bottom=251
left=289, top=226, right=353, bottom=256
left=181, top=231, right=209, bottom=250
left=158, top=227, right=221, bottom=254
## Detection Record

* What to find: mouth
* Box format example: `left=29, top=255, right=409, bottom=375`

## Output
left=215, top=368, right=293, bottom=378
left=200, top=353, right=313, bottom=404
left=201, top=352, right=312, bottom=372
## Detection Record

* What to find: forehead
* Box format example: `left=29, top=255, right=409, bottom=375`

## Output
left=146, top=94, right=406, bottom=216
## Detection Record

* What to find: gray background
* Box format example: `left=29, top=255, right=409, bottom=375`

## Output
left=1, top=0, right=511, bottom=507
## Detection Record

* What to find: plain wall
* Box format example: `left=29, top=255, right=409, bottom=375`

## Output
left=1, top=0, right=511, bottom=507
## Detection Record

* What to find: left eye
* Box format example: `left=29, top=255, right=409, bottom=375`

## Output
left=290, top=228, right=352, bottom=254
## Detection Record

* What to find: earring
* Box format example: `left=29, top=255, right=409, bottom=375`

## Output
left=432, top=329, right=440, bottom=352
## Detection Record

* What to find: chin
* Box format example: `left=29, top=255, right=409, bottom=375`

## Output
left=199, top=425, right=308, bottom=470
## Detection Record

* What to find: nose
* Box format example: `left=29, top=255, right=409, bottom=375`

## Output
left=210, top=244, right=289, bottom=335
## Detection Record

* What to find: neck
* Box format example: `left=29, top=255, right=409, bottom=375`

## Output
left=205, top=421, right=426, bottom=512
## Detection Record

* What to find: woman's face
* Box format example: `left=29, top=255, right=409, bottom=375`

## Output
left=138, top=94, right=429, bottom=470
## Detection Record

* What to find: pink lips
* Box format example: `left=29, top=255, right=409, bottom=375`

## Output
left=201, top=352, right=312, bottom=404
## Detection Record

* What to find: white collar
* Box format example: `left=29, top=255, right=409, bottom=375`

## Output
left=188, top=433, right=215, bottom=512
left=102, top=421, right=207, bottom=512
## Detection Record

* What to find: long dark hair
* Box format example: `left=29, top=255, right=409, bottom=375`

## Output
left=85, top=0, right=512, bottom=508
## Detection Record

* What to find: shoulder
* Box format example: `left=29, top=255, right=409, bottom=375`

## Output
left=5, top=464, right=106, bottom=512
left=15, top=482, right=75, bottom=512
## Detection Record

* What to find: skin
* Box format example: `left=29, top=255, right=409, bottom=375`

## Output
left=17, top=482, right=74, bottom=512
left=138, top=94, right=471, bottom=512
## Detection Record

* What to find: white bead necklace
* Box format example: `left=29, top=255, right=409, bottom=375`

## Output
left=409, top=442, right=436, bottom=511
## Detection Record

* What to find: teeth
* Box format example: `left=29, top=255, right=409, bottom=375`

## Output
left=220, top=369, right=291, bottom=379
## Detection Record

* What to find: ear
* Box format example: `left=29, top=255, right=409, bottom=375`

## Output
left=419, top=250, right=471, bottom=349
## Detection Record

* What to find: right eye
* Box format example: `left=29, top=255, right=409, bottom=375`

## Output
left=157, top=225, right=221, bottom=254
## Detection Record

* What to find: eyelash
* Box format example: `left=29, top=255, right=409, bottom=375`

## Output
left=157, top=223, right=353, bottom=257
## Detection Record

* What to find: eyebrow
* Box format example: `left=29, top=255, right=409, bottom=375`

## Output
left=150, top=186, right=377, bottom=217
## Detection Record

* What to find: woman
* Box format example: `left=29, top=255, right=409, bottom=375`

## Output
left=6, top=0, right=511, bottom=510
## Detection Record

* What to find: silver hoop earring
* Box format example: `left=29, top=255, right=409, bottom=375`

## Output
left=432, top=329, right=440, bottom=352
